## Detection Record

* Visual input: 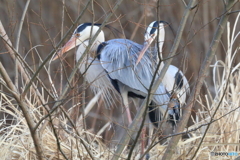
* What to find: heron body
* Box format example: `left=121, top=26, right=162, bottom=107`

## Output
left=142, top=21, right=190, bottom=126
left=97, top=39, right=170, bottom=116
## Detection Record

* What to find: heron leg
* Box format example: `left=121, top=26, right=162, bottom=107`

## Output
left=133, top=98, right=147, bottom=155
left=148, top=121, right=154, bottom=148
left=121, top=92, right=133, bottom=124
left=132, top=98, right=141, bottom=110
left=141, top=126, right=147, bottom=155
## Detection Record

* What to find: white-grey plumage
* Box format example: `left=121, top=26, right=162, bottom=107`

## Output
left=99, top=39, right=159, bottom=96
left=53, top=23, right=176, bottom=126
left=77, top=41, right=119, bottom=107
left=97, top=38, right=171, bottom=122
left=140, top=21, right=190, bottom=125
left=53, top=23, right=119, bottom=108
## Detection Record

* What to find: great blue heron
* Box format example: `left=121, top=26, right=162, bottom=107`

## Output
left=139, top=21, right=190, bottom=127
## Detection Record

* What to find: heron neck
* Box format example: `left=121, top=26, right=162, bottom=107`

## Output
left=155, top=27, right=165, bottom=61
left=154, top=41, right=165, bottom=71
left=155, top=42, right=163, bottom=60
left=76, top=41, right=89, bottom=61
left=76, top=32, right=105, bottom=61
left=90, top=31, right=105, bottom=52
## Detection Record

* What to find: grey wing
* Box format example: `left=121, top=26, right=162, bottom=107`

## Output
left=99, top=39, right=169, bottom=104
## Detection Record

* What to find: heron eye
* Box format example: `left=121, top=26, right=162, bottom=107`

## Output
left=75, top=33, right=80, bottom=37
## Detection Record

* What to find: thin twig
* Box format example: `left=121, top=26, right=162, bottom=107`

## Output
left=162, top=0, right=238, bottom=159
left=128, top=1, right=164, bottom=158
left=60, top=0, right=65, bottom=95
left=139, top=104, right=240, bottom=158
left=0, top=20, right=53, bottom=128
left=130, top=15, right=145, bottom=40
left=34, top=1, right=124, bottom=158
left=14, top=0, right=31, bottom=88
left=21, top=0, right=92, bottom=98
left=190, top=45, right=236, bottom=159
left=112, top=0, right=197, bottom=159
left=15, top=0, right=30, bottom=52
left=0, top=62, right=44, bottom=160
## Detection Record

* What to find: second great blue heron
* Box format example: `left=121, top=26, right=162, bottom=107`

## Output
left=139, top=21, right=190, bottom=127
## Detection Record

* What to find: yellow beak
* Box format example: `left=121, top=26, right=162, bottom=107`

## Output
left=53, top=36, right=78, bottom=61
left=136, top=36, right=155, bottom=65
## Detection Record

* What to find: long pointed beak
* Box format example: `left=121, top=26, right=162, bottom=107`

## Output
left=52, top=36, right=78, bottom=61
left=136, top=36, right=155, bottom=65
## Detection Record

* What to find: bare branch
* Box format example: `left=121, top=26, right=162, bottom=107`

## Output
left=162, top=0, right=239, bottom=159
left=0, top=62, right=44, bottom=160
left=112, top=0, right=197, bottom=159
left=15, top=0, right=30, bottom=51
left=14, top=0, right=30, bottom=88
left=21, top=0, right=92, bottom=97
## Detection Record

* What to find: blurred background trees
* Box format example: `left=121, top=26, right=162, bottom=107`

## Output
left=0, top=0, right=239, bottom=159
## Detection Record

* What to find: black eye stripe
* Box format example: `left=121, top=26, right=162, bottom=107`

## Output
left=150, top=21, right=159, bottom=35
left=74, top=23, right=102, bottom=34
left=149, top=21, right=167, bottom=35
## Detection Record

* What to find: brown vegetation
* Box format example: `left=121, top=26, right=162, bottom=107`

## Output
left=0, top=0, right=239, bottom=159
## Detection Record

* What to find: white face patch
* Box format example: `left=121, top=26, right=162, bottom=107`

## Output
left=73, top=23, right=99, bottom=38
left=72, top=25, right=101, bottom=46
left=84, top=25, right=100, bottom=38
left=145, top=21, right=165, bottom=43
left=145, top=21, right=157, bottom=41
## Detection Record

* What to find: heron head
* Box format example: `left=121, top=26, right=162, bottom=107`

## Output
left=53, top=23, right=104, bottom=61
left=136, top=21, right=166, bottom=65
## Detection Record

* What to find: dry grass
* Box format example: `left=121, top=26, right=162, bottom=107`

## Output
left=0, top=88, right=109, bottom=159
left=1, top=15, right=239, bottom=160
left=0, top=1, right=240, bottom=159
left=138, top=16, right=240, bottom=160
